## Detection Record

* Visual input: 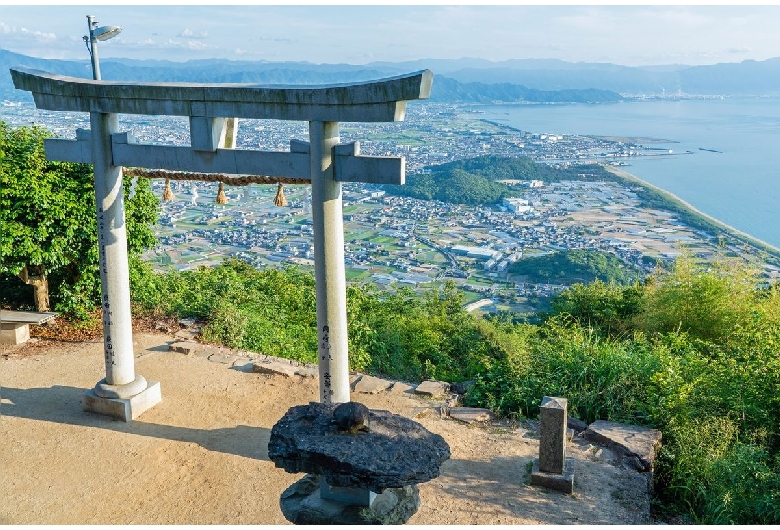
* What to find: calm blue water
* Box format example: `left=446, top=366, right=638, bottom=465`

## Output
left=476, top=98, right=780, bottom=249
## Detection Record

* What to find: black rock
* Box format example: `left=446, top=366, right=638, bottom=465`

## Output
left=333, top=401, right=370, bottom=433
left=268, top=402, right=451, bottom=492
left=451, top=380, right=475, bottom=395
left=567, top=416, right=589, bottom=433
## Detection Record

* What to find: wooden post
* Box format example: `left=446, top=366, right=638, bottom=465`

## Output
left=18, top=265, right=50, bottom=312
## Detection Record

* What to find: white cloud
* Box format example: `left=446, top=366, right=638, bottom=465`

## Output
left=19, top=27, right=57, bottom=42
left=177, top=28, right=208, bottom=39
left=0, top=20, right=56, bottom=42
left=183, top=40, right=211, bottom=51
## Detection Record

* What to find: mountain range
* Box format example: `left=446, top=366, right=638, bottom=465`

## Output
left=2, top=49, right=780, bottom=105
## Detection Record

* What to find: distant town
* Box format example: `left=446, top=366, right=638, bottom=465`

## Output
left=2, top=99, right=772, bottom=313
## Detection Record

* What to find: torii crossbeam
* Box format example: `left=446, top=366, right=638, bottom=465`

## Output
left=11, top=66, right=433, bottom=421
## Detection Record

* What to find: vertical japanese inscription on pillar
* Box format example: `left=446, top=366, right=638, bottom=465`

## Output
left=320, top=325, right=333, bottom=402
left=98, top=206, right=115, bottom=367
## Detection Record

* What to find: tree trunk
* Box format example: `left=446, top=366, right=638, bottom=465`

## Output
left=18, top=265, right=50, bottom=312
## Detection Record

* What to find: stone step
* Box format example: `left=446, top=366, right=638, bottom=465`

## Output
left=352, top=375, right=393, bottom=394
left=169, top=341, right=203, bottom=355
left=447, top=407, right=494, bottom=424
left=414, top=380, right=450, bottom=399
left=252, top=360, right=299, bottom=378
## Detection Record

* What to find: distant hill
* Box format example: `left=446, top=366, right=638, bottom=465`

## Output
left=428, top=77, right=622, bottom=103
left=4, top=49, right=780, bottom=103
left=325, top=56, right=780, bottom=96
left=387, top=168, right=516, bottom=205
left=385, top=156, right=540, bottom=205
left=430, top=57, right=780, bottom=96
left=0, top=49, right=617, bottom=104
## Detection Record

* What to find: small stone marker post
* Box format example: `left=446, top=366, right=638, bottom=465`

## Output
left=530, top=396, right=575, bottom=493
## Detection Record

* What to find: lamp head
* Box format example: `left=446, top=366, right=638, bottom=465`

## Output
left=92, top=25, right=122, bottom=41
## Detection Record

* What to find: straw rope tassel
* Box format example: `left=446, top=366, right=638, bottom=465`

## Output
left=162, top=178, right=174, bottom=201
left=273, top=182, right=287, bottom=207
left=216, top=182, right=228, bottom=204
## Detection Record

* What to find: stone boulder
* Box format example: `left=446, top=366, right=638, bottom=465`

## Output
left=448, top=407, right=494, bottom=424
left=582, top=420, right=662, bottom=472
left=252, top=360, right=298, bottom=377
left=169, top=341, right=203, bottom=355
left=567, top=416, right=589, bottom=433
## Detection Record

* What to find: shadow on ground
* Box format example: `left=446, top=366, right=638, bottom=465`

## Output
left=433, top=454, right=650, bottom=524
left=0, top=384, right=270, bottom=461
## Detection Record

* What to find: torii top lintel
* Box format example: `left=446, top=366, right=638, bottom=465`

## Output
left=10, top=67, right=433, bottom=123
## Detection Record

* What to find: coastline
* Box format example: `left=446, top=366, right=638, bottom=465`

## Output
left=602, top=164, right=780, bottom=260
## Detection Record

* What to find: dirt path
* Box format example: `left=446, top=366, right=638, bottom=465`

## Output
left=1, top=333, right=652, bottom=525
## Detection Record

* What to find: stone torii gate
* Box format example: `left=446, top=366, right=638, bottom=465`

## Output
left=11, top=66, right=433, bottom=421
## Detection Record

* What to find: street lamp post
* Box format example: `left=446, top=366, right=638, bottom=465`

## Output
left=83, top=14, right=121, bottom=80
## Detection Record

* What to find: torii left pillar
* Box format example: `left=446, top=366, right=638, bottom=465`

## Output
left=81, top=111, right=161, bottom=421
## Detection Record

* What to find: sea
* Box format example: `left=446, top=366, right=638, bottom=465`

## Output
left=474, top=97, right=780, bottom=250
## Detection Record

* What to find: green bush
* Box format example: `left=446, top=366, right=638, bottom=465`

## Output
left=549, top=279, right=643, bottom=336
left=470, top=316, right=658, bottom=423
left=703, top=444, right=780, bottom=524
left=636, top=255, right=765, bottom=343
left=352, top=281, right=488, bottom=382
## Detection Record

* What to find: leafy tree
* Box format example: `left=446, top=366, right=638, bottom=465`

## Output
left=0, top=122, right=159, bottom=316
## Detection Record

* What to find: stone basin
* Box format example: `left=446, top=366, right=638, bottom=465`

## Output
left=268, top=402, right=451, bottom=492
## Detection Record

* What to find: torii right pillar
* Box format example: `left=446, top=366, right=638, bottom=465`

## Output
left=309, top=121, right=350, bottom=404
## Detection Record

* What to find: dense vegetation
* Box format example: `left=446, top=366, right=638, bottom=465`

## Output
left=124, top=254, right=780, bottom=524
left=129, top=258, right=484, bottom=383
left=0, top=122, right=159, bottom=317
left=509, top=249, right=642, bottom=285
left=389, top=168, right=515, bottom=204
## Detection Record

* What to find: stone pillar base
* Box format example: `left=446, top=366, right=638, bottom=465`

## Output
left=280, top=474, right=420, bottom=525
left=320, top=477, right=377, bottom=507
left=82, top=380, right=161, bottom=422
left=530, top=457, right=575, bottom=494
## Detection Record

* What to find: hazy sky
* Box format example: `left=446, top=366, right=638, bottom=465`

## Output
left=2, top=4, right=780, bottom=67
